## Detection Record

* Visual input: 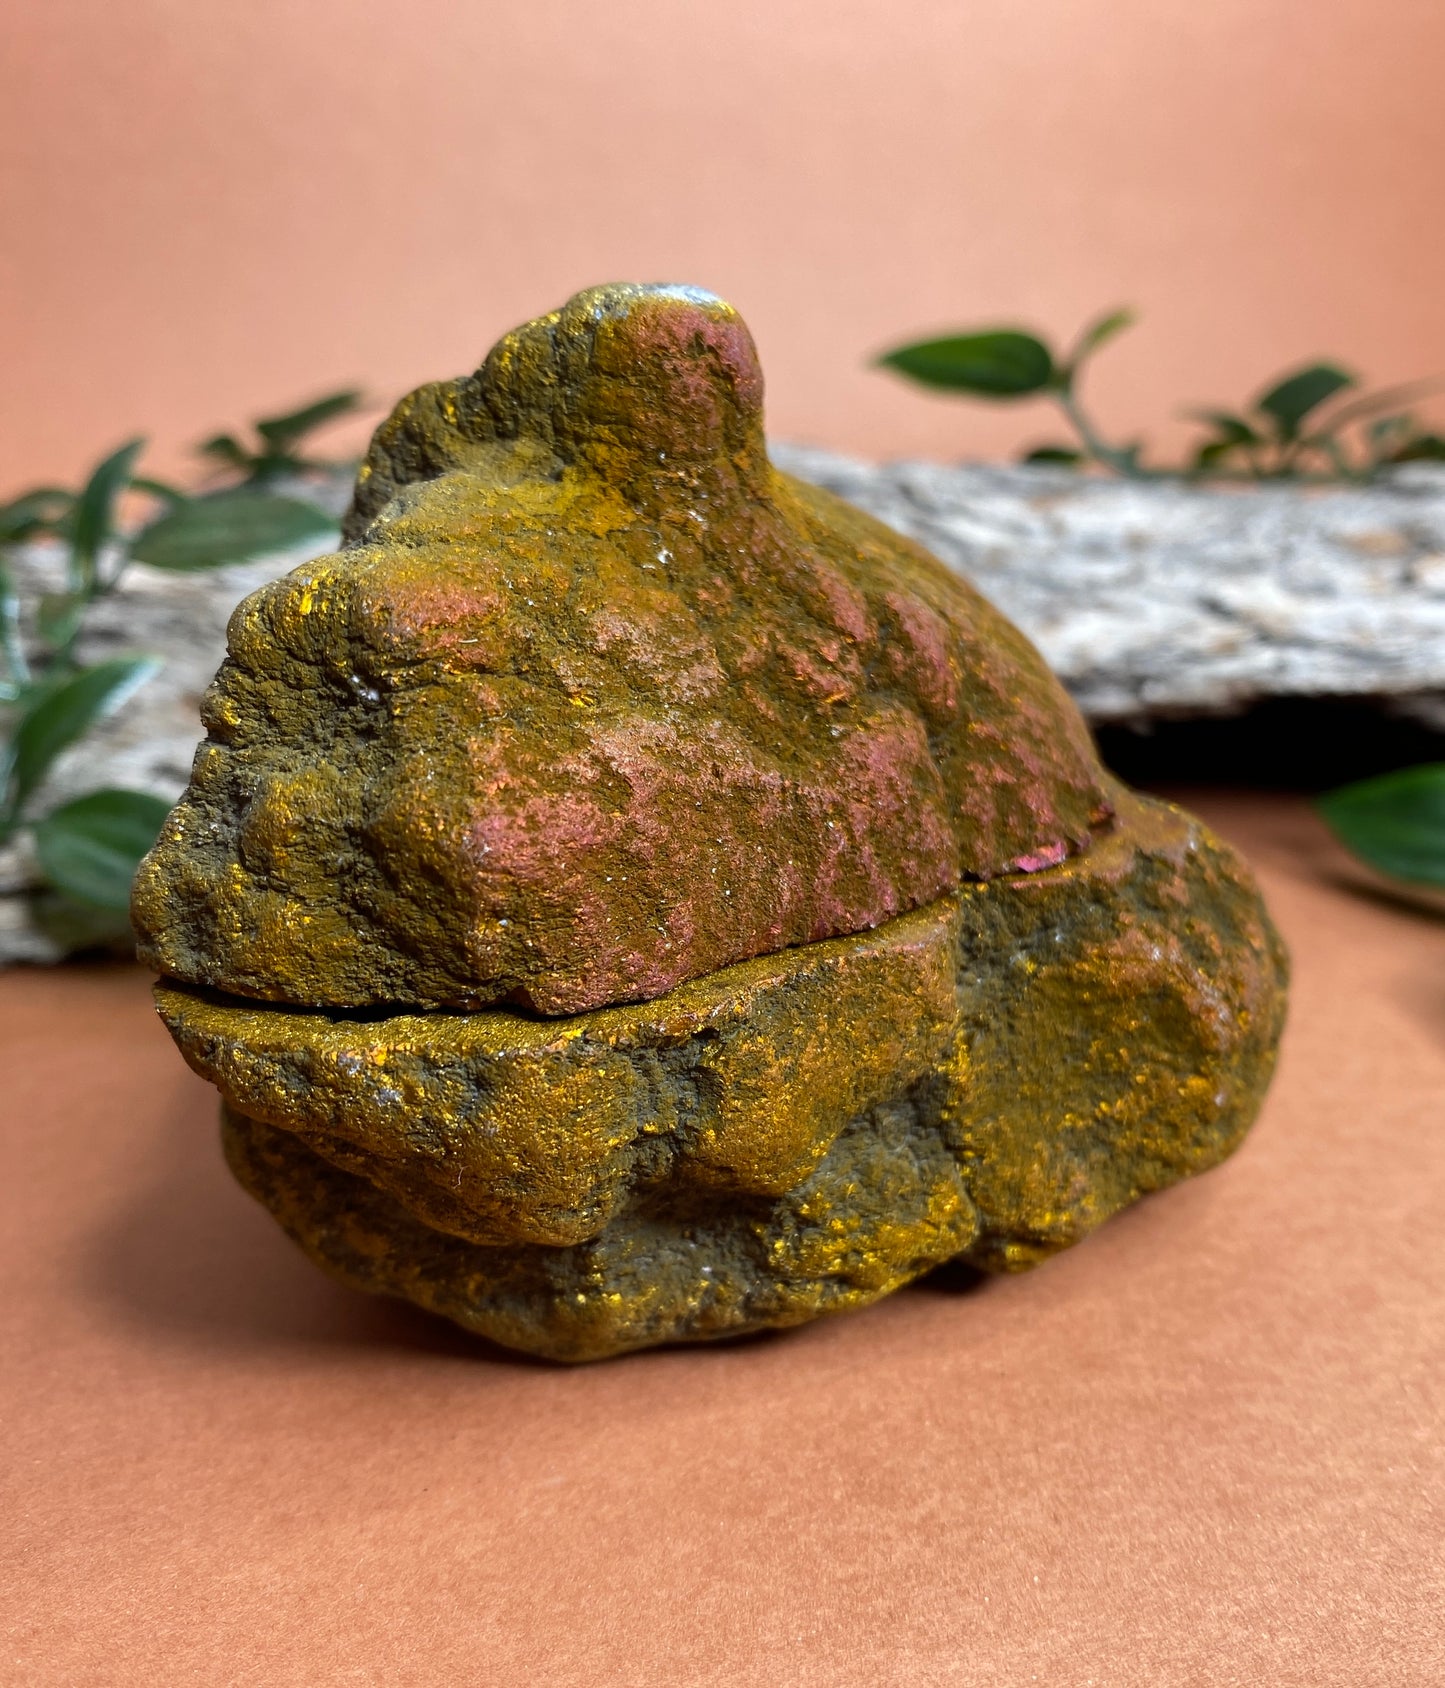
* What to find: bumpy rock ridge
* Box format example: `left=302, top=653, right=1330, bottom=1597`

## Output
left=137, top=284, right=1289, bottom=1361
left=133, top=284, right=1108, bottom=1015
left=160, top=792, right=1286, bottom=1361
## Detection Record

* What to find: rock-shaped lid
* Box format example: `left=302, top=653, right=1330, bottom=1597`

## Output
left=133, top=284, right=1112, bottom=1014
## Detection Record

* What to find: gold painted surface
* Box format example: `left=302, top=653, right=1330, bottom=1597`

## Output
left=137, top=287, right=1288, bottom=1360
left=160, top=896, right=959, bottom=1250
left=131, top=285, right=1109, bottom=1017
left=161, top=792, right=1286, bottom=1361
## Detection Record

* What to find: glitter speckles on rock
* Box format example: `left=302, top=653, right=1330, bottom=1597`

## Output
left=137, top=285, right=1287, bottom=1360
left=133, top=283, right=1109, bottom=1015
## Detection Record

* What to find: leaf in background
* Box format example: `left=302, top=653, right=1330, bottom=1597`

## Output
left=1192, top=440, right=1242, bottom=472
left=35, top=591, right=87, bottom=653
left=130, top=476, right=189, bottom=510
left=1255, top=364, right=1355, bottom=440
left=1069, top=307, right=1136, bottom=366
left=0, top=557, right=26, bottom=694
left=197, top=434, right=255, bottom=472
left=1187, top=409, right=1262, bottom=448
left=1387, top=431, right=1445, bottom=464
left=32, top=787, right=171, bottom=911
left=3, top=655, right=161, bottom=817
left=1021, top=445, right=1085, bottom=465
left=877, top=332, right=1054, bottom=397
left=130, top=491, right=337, bottom=570
left=68, top=438, right=146, bottom=588
left=30, top=888, right=136, bottom=954
left=254, top=389, right=363, bottom=452
left=0, top=487, right=75, bottom=544
left=1311, top=375, right=1445, bottom=435
left=1317, top=763, right=1445, bottom=887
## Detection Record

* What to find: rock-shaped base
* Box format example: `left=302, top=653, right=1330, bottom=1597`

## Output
left=159, top=792, right=1286, bottom=1361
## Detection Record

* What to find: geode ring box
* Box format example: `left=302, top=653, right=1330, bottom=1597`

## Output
left=134, top=284, right=1287, bottom=1361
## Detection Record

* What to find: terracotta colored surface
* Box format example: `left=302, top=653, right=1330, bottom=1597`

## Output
left=5, top=1, right=1445, bottom=487
left=2, top=794, right=1441, bottom=1684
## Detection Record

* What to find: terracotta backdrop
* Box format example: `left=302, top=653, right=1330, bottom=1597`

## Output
left=4, top=0, right=1445, bottom=486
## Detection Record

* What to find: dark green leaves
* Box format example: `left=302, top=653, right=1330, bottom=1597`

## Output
left=1387, top=430, right=1445, bottom=463
left=876, top=308, right=1142, bottom=472
left=876, top=302, right=1442, bottom=481
left=878, top=331, right=1055, bottom=397
left=197, top=434, right=252, bottom=473
left=130, top=492, right=337, bottom=570
left=1317, top=764, right=1445, bottom=888
left=1189, top=410, right=1262, bottom=448
left=35, top=591, right=87, bottom=652
left=0, top=487, right=74, bottom=544
left=1187, top=410, right=1263, bottom=472
left=1022, top=444, right=1085, bottom=465
left=1182, top=362, right=1439, bottom=477
left=255, top=390, right=362, bottom=452
left=1256, top=364, right=1355, bottom=440
left=878, top=313, right=1131, bottom=399
left=0, top=414, right=352, bottom=957
left=27, top=783, right=165, bottom=946
left=69, top=438, right=146, bottom=589
left=32, top=787, right=170, bottom=910
left=2, top=656, right=160, bottom=822
left=198, top=388, right=364, bottom=484
left=129, top=476, right=188, bottom=510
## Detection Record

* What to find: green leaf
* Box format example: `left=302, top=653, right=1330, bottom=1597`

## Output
left=1255, top=364, right=1355, bottom=440
left=129, top=491, right=337, bottom=570
left=1187, top=409, right=1262, bottom=448
left=1317, top=764, right=1445, bottom=887
left=1387, top=431, right=1445, bottom=464
left=30, top=888, right=136, bottom=954
left=877, top=332, right=1054, bottom=397
left=254, top=389, right=363, bottom=451
left=69, top=438, right=146, bottom=585
left=35, top=591, right=87, bottom=652
left=0, top=487, right=75, bottom=544
left=1021, top=445, right=1084, bottom=465
left=1313, top=375, right=1445, bottom=434
left=3, top=656, right=161, bottom=817
left=0, top=558, right=26, bottom=691
left=32, top=787, right=171, bottom=911
left=130, top=476, right=189, bottom=510
left=1070, top=307, right=1135, bottom=364
left=1192, top=439, right=1243, bottom=472
left=197, top=434, right=254, bottom=471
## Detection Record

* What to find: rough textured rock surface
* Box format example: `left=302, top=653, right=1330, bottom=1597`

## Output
left=0, top=478, right=348, bottom=965
left=9, top=437, right=1445, bottom=965
left=160, top=790, right=1285, bottom=1362
left=773, top=445, right=1445, bottom=726
left=134, top=283, right=1287, bottom=1359
left=0, top=551, right=308, bottom=963
left=132, top=285, right=1108, bottom=1014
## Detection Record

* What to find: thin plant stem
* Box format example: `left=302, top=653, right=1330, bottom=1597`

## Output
left=1055, top=386, right=1153, bottom=478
